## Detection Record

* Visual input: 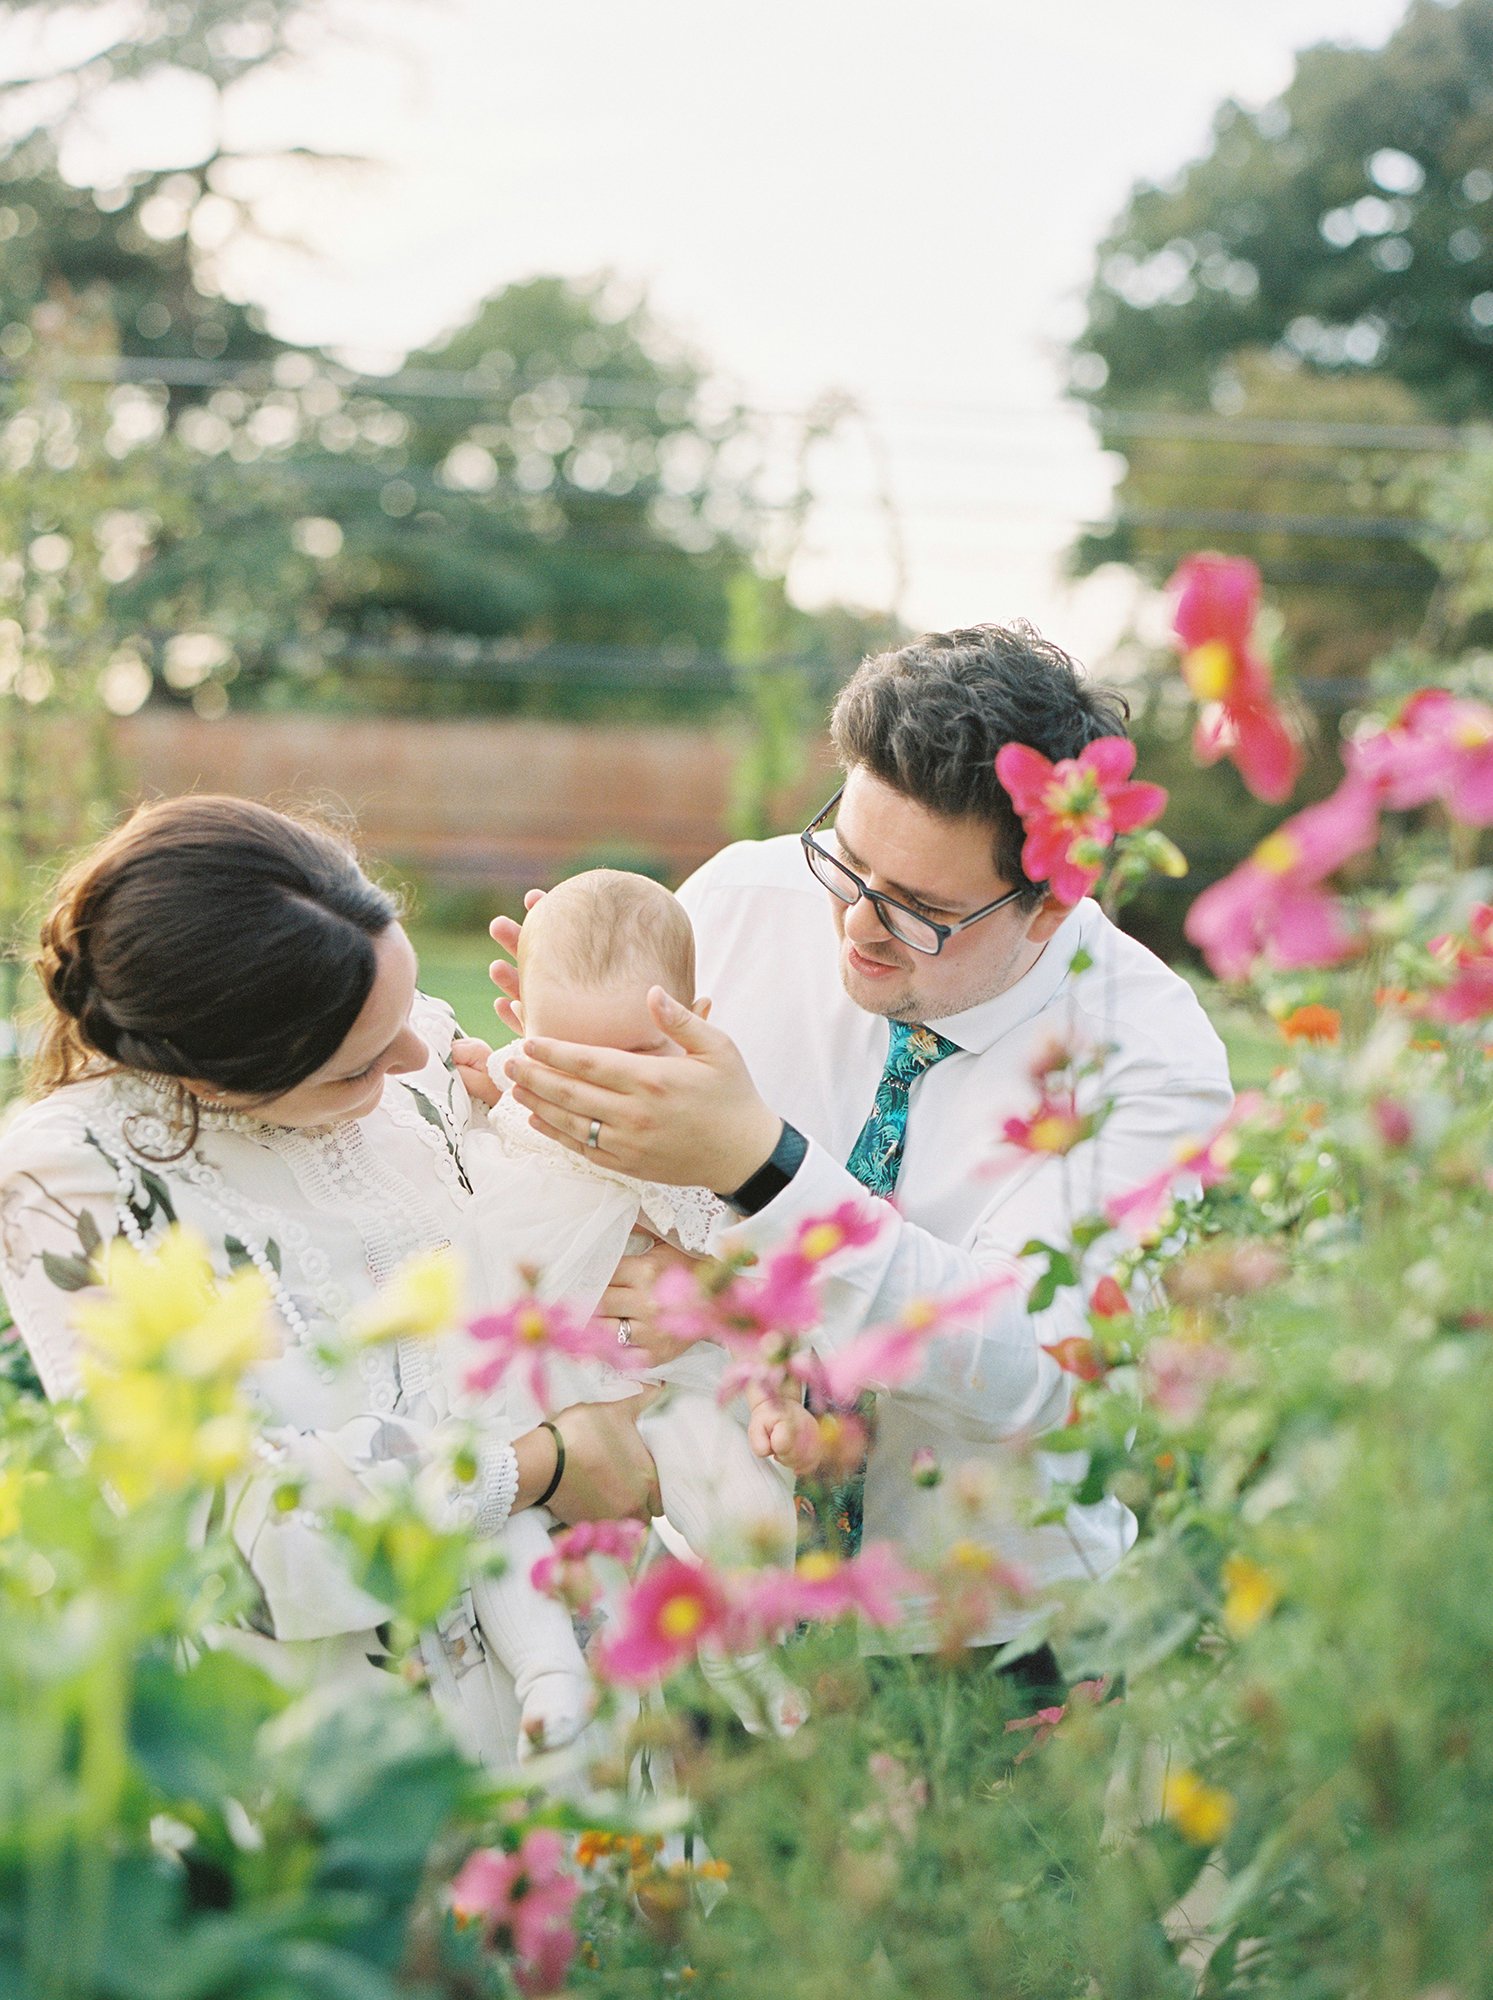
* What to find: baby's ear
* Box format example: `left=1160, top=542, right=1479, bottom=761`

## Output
left=692, top=994, right=712, bottom=1021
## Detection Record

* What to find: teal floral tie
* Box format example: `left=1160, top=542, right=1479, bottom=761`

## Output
left=844, top=1022, right=962, bottom=1198
left=801, top=1022, right=961, bottom=1557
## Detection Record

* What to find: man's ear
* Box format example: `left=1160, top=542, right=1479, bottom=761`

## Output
left=692, top=994, right=713, bottom=1021
left=1026, top=895, right=1073, bottom=944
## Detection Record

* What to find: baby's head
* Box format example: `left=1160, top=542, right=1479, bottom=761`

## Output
left=516, top=869, right=702, bottom=1051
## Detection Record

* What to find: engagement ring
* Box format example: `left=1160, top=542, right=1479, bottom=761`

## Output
left=617, top=1318, right=633, bottom=1346
left=586, top=1117, right=602, bottom=1150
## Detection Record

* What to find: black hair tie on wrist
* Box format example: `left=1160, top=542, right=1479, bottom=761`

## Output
left=535, top=1419, right=566, bottom=1507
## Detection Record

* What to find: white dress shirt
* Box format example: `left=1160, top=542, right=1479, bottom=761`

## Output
left=678, top=834, right=1233, bottom=1647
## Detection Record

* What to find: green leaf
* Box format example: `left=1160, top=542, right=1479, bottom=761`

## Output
left=1028, top=1250, right=1078, bottom=1313
left=76, top=1209, right=103, bottom=1257
left=41, top=1249, right=95, bottom=1292
left=139, top=1169, right=178, bottom=1225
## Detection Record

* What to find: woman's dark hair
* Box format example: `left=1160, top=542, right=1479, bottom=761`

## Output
left=829, top=621, right=1131, bottom=906
left=32, top=796, right=399, bottom=1116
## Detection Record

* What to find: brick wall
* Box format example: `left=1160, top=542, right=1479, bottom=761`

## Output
left=108, top=709, right=835, bottom=887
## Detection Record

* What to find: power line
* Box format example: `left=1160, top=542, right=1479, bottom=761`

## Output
left=2, top=353, right=1488, bottom=452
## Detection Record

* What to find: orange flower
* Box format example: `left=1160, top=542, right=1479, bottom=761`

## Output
left=1279, top=1004, right=1340, bottom=1044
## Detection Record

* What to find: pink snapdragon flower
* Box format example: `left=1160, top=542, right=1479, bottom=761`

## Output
left=1347, top=689, right=1493, bottom=826
left=1421, top=904, right=1493, bottom=1024
left=450, top=1830, right=580, bottom=1997
left=464, top=1294, right=645, bottom=1410
left=1106, top=1092, right=1264, bottom=1239
left=1004, top=1677, right=1114, bottom=1762
left=1042, top=1336, right=1106, bottom=1382
left=995, top=737, right=1167, bottom=906
left=1183, top=777, right=1380, bottom=981
left=1169, top=553, right=1303, bottom=804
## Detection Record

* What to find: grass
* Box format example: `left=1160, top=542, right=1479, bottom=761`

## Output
left=409, top=925, right=513, bottom=1044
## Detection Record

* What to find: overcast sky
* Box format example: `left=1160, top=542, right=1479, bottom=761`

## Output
left=37, top=0, right=1415, bottom=658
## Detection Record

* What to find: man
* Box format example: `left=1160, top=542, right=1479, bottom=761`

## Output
left=485, top=624, right=1232, bottom=1659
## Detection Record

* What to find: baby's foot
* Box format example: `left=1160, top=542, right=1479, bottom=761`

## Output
left=698, top=1649, right=810, bottom=1739
left=517, top=1670, right=595, bottom=1761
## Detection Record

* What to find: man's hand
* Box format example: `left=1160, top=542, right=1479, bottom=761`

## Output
left=451, top=1036, right=501, bottom=1109
left=747, top=1392, right=823, bottom=1476
left=506, top=987, right=782, bottom=1195
left=596, top=1236, right=703, bottom=1368
left=535, top=1396, right=662, bottom=1524
left=488, top=889, right=545, bottom=1036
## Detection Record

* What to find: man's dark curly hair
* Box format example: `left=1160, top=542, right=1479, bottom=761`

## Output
left=829, top=622, right=1130, bottom=907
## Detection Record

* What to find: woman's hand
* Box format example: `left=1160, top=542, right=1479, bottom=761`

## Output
left=518, top=1396, right=662, bottom=1524
left=596, top=1236, right=702, bottom=1368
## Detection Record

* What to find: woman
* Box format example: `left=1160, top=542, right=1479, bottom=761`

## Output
left=0, top=795, right=659, bottom=1763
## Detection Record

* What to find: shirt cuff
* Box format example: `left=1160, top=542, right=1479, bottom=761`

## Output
left=472, top=1437, right=521, bottom=1538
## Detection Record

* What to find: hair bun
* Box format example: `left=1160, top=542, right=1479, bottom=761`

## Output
left=40, top=924, right=122, bottom=1057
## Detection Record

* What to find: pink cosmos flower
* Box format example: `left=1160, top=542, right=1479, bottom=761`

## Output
left=1422, top=903, right=1493, bottom=1023
left=1370, top=1096, right=1415, bottom=1150
left=1169, top=553, right=1303, bottom=804
left=531, top=1519, right=649, bottom=1611
left=1144, top=1335, right=1236, bottom=1425
left=451, top=1830, right=580, bottom=1997
left=464, top=1294, right=646, bottom=1410
left=1347, top=689, right=1493, bottom=826
left=995, top=737, right=1168, bottom=905
left=1000, top=1088, right=1095, bottom=1158
left=813, top=1278, right=1012, bottom=1405
left=1106, top=1092, right=1264, bottom=1239
left=864, top=1751, right=929, bottom=1841
left=736, top=1542, right=921, bottom=1641
left=596, top=1555, right=732, bottom=1683
left=656, top=1201, right=882, bottom=1364
left=1183, top=776, right=1380, bottom=982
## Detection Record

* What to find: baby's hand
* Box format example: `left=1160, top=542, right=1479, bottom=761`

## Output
left=748, top=1393, right=823, bottom=1477
left=452, top=1036, right=502, bottom=1108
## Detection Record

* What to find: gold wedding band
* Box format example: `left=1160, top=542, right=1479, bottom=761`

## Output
left=586, top=1117, right=602, bottom=1150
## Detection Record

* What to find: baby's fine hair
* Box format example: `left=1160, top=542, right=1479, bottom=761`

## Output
left=519, top=869, right=696, bottom=1001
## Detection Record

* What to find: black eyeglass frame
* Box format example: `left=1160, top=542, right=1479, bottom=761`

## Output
left=799, top=786, right=1028, bottom=957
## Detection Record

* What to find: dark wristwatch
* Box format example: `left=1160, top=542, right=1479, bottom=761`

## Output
left=724, top=1120, right=808, bottom=1215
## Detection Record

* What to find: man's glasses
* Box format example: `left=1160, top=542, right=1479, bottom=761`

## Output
left=800, top=787, right=1026, bottom=957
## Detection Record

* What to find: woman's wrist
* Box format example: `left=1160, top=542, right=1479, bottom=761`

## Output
left=512, top=1421, right=562, bottom=1511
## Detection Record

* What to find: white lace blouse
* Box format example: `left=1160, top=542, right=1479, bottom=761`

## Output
left=0, top=992, right=519, bottom=1652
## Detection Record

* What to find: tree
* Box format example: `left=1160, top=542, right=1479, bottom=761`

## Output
left=1071, top=0, right=1493, bottom=669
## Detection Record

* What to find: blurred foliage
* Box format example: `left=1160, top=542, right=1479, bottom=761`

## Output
left=0, top=10, right=897, bottom=726
left=1072, top=0, right=1493, bottom=671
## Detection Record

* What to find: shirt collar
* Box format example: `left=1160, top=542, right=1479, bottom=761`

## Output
left=921, top=900, right=1094, bottom=1056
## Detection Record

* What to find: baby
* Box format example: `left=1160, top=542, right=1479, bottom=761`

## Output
left=451, top=870, right=820, bottom=1759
